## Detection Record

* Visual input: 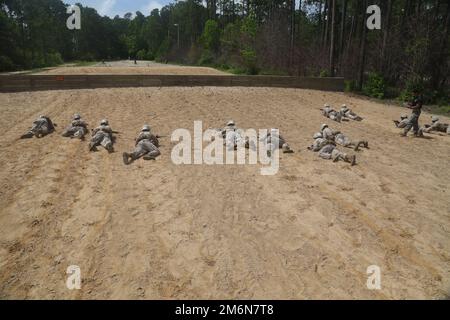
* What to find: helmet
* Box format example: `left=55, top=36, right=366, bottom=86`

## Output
left=341, top=105, right=349, bottom=112
left=39, top=115, right=46, bottom=119
left=313, top=132, right=323, bottom=139
left=324, top=104, right=331, bottom=108
left=400, top=114, right=408, bottom=120
left=227, top=120, right=236, bottom=127
left=320, top=124, right=329, bottom=131
left=142, top=124, right=151, bottom=132
left=270, top=128, right=279, bottom=135
left=73, top=114, right=81, bottom=120
left=431, top=116, right=439, bottom=123
left=100, top=119, right=109, bottom=126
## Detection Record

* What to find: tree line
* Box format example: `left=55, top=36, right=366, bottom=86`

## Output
left=0, top=0, right=448, bottom=103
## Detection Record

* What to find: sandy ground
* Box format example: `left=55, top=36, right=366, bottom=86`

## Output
left=0, top=86, right=449, bottom=300
left=33, top=60, right=229, bottom=75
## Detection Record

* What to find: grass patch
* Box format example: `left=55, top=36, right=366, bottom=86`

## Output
left=424, top=105, right=450, bottom=116
left=71, top=61, right=99, bottom=67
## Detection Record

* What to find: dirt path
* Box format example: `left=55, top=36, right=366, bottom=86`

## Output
left=0, top=87, right=449, bottom=299
left=33, top=60, right=229, bottom=76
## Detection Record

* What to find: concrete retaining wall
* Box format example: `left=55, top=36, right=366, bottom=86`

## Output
left=0, top=75, right=344, bottom=93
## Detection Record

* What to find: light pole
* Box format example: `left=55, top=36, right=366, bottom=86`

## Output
left=174, top=23, right=180, bottom=49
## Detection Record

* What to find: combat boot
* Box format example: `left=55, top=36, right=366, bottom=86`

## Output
left=123, top=153, right=131, bottom=165
left=20, top=132, right=34, bottom=139
left=354, top=141, right=367, bottom=151
left=282, top=144, right=294, bottom=154
left=143, top=155, right=156, bottom=161
left=332, top=154, right=340, bottom=162
left=90, top=141, right=100, bottom=152
left=106, top=143, right=114, bottom=153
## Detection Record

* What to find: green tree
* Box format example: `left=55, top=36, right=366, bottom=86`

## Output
left=200, top=19, right=221, bottom=52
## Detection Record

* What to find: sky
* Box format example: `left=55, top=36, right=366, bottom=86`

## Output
left=65, top=0, right=173, bottom=17
left=65, top=1, right=301, bottom=18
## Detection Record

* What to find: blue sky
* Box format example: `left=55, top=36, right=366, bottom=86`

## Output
left=65, top=0, right=173, bottom=17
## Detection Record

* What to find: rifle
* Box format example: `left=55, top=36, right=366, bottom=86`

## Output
left=91, top=128, right=120, bottom=135
left=20, top=132, right=34, bottom=139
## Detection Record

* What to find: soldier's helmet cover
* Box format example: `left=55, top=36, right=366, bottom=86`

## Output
left=431, top=116, right=439, bottom=123
left=341, top=105, right=349, bottom=112
left=400, top=114, right=408, bottom=120
left=313, top=132, right=323, bottom=139
left=320, top=124, right=329, bottom=131
left=324, top=104, right=331, bottom=108
left=142, top=124, right=151, bottom=132
left=100, top=119, right=109, bottom=126
left=73, top=114, right=81, bottom=120
left=227, top=120, right=235, bottom=127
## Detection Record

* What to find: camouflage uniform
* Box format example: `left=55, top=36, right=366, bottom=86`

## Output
left=322, top=126, right=335, bottom=140
left=21, top=115, right=55, bottom=139
left=393, top=115, right=409, bottom=128
left=334, top=133, right=368, bottom=151
left=308, top=136, right=333, bottom=152
left=123, top=125, right=161, bottom=165
left=402, top=95, right=423, bottom=136
left=219, top=121, right=248, bottom=151
left=62, top=114, right=88, bottom=139
left=419, top=116, right=450, bottom=135
left=260, top=129, right=293, bottom=155
left=89, top=120, right=114, bottom=153
left=340, top=105, right=363, bottom=121
left=318, top=144, right=356, bottom=165
left=320, top=124, right=367, bottom=151
left=322, top=105, right=342, bottom=123
left=309, top=132, right=356, bottom=165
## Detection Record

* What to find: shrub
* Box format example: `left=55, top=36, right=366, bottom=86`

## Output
left=240, top=49, right=258, bottom=75
left=319, top=69, right=330, bottom=78
left=200, top=20, right=221, bottom=53
left=344, top=80, right=357, bottom=92
left=398, top=77, right=425, bottom=102
left=187, top=44, right=201, bottom=64
left=45, top=52, right=63, bottom=67
left=0, top=55, right=15, bottom=71
left=136, top=49, right=154, bottom=61
left=155, top=38, right=170, bottom=62
left=363, top=72, right=386, bottom=99
left=198, top=50, right=214, bottom=66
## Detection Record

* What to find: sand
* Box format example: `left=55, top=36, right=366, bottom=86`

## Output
left=34, top=60, right=229, bottom=75
left=0, top=85, right=449, bottom=300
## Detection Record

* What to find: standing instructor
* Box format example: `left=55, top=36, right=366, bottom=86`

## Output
left=401, top=90, right=423, bottom=137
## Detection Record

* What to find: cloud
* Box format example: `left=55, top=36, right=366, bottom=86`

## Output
left=141, top=0, right=163, bottom=15
left=98, top=0, right=117, bottom=16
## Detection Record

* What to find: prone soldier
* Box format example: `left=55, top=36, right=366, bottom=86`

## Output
left=89, top=119, right=115, bottom=153
left=62, top=114, right=88, bottom=140
left=123, top=125, right=161, bottom=165
left=20, top=115, right=56, bottom=139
